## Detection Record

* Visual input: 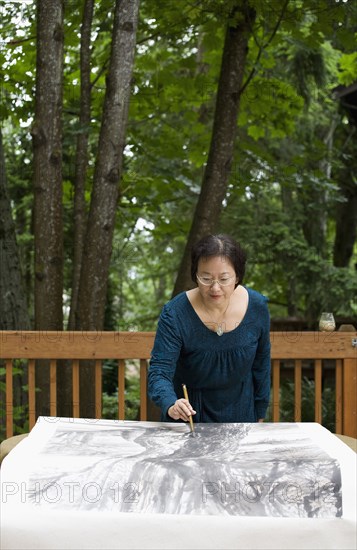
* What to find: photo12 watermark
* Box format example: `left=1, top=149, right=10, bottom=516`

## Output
left=2, top=480, right=142, bottom=506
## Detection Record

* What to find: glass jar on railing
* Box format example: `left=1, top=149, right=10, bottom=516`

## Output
left=319, top=312, right=336, bottom=332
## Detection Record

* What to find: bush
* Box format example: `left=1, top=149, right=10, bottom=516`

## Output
left=102, top=375, right=141, bottom=421
left=266, top=375, right=335, bottom=432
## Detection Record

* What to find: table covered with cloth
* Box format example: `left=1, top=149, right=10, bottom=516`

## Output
left=0, top=417, right=356, bottom=549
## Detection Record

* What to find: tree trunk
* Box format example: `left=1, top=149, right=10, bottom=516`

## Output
left=0, top=128, right=31, bottom=331
left=333, top=125, right=357, bottom=267
left=68, top=0, right=94, bottom=331
left=31, top=0, right=64, bottom=416
left=280, top=184, right=298, bottom=316
left=172, top=2, right=256, bottom=296
left=75, top=0, right=140, bottom=418
left=0, top=128, right=31, bottom=435
left=301, top=187, right=327, bottom=256
left=57, top=0, right=95, bottom=418
left=333, top=175, right=357, bottom=268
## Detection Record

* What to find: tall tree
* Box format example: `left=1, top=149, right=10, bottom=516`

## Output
left=74, top=0, right=140, bottom=417
left=172, top=0, right=257, bottom=295
left=56, top=0, right=95, bottom=418
left=0, top=128, right=30, bottom=331
left=32, top=0, right=64, bottom=331
left=333, top=167, right=357, bottom=268
left=0, top=127, right=31, bottom=435
left=333, top=86, right=357, bottom=268
left=31, top=0, right=64, bottom=415
left=67, top=0, right=94, bottom=331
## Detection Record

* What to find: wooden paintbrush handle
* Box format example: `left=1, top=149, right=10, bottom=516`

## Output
left=182, top=384, right=195, bottom=433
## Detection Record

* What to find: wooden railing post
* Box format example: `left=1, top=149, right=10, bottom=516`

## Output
left=338, top=325, right=357, bottom=438
left=342, top=357, right=357, bottom=438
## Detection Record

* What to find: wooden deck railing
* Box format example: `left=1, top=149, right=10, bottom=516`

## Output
left=1, top=330, right=356, bottom=439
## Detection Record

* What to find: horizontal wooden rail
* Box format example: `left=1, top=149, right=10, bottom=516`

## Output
left=269, top=331, right=356, bottom=359
left=0, top=331, right=156, bottom=359
left=1, top=330, right=355, bottom=359
left=1, top=331, right=356, bottom=440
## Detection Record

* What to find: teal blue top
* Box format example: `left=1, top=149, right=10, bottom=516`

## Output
left=148, top=288, right=271, bottom=422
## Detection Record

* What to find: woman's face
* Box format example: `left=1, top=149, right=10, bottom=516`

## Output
left=196, top=255, right=237, bottom=305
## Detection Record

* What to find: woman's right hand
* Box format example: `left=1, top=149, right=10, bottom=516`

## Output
left=168, top=399, right=196, bottom=422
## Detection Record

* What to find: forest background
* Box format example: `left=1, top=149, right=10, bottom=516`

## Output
left=0, top=0, right=356, bottom=423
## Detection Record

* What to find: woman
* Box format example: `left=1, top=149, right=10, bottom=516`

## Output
left=148, top=234, right=271, bottom=423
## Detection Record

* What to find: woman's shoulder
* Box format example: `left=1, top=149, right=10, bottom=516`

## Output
left=160, top=291, right=190, bottom=315
left=246, top=287, right=269, bottom=307
left=157, top=292, right=192, bottom=336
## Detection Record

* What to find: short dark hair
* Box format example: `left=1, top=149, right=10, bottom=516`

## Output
left=191, top=234, right=246, bottom=288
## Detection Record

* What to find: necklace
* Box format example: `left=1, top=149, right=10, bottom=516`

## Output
left=201, top=296, right=230, bottom=336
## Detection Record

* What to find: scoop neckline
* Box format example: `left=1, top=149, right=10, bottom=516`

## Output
left=184, top=286, right=250, bottom=336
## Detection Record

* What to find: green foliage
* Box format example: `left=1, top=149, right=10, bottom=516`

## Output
left=338, top=52, right=357, bottom=85
left=266, top=374, right=336, bottom=433
left=0, top=362, right=30, bottom=441
left=102, top=374, right=141, bottom=421
left=1, top=0, right=356, bottom=337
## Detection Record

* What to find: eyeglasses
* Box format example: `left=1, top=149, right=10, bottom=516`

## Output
left=196, top=275, right=236, bottom=287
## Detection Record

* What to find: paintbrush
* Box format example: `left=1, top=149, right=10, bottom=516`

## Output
left=182, top=384, right=195, bottom=435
